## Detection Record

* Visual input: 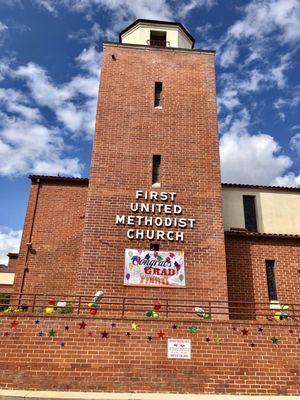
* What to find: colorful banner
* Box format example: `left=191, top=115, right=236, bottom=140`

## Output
left=124, top=249, right=185, bottom=287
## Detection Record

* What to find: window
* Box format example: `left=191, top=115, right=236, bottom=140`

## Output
left=243, top=195, right=257, bottom=232
left=150, top=30, right=167, bottom=47
left=150, top=243, right=159, bottom=251
left=152, top=155, right=161, bottom=185
left=265, top=260, right=278, bottom=301
left=154, top=82, right=162, bottom=107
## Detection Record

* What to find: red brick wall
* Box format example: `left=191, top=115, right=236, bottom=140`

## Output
left=78, top=44, right=228, bottom=302
left=0, top=315, right=299, bottom=394
left=226, top=234, right=300, bottom=318
left=0, top=285, right=13, bottom=294
left=7, top=255, right=18, bottom=273
left=13, top=179, right=88, bottom=295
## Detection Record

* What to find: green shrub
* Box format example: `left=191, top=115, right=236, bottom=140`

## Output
left=0, top=293, right=11, bottom=312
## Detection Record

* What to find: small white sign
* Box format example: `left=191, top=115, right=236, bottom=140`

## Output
left=167, top=339, right=191, bottom=359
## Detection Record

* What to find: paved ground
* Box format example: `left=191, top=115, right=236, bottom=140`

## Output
left=0, top=391, right=300, bottom=400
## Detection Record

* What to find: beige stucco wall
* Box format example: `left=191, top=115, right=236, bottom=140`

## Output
left=121, top=23, right=193, bottom=49
left=0, top=272, right=15, bottom=285
left=222, top=187, right=300, bottom=235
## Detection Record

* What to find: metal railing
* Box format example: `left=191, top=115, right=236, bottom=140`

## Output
left=1, top=292, right=300, bottom=323
left=147, top=39, right=170, bottom=47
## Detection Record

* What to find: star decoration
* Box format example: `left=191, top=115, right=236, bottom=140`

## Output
left=241, top=328, right=249, bottom=336
left=65, top=326, right=69, bottom=331
left=214, top=335, right=222, bottom=345
left=172, top=324, right=177, bottom=329
left=49, top=329, right=55, bottom=337
left=126, top=332, right=131, bottom=337
left=11, top=320, right=18, bottom=329
left=258, top=327, right=264, bottom=333
left=79, top=321, right=87, bottom=329
left=250, top=342, right=256, bottom=347
left=131, top=322, right=138, bottom=331
left=4, top=332, right=9, bottom=337
left=111, top=323, right=116, bottom=328
left=147, top=336, right=153, bottom=341
left=157, top=330, right=165, bottom=339
left=88, top=331, right=93, bottom=337
left=34, top=320, right=40, bottom=325
left=101, top=331, right=109, bottom=338
left=189, top=325, right=197, bottom=334
left=289, top=329, right=294, bottom=334
left=205, top=337, right=210, bottom=342
left=271, top=336, right=279, bottom=344
left=232, top=326, right=237, bottom=331
left=38, top=331, right=43, bottom=337
left=60, top=342, right=65, bottom=348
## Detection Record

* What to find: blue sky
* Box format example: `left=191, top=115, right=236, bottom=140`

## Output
left=0, top=0, right=299, bottom=263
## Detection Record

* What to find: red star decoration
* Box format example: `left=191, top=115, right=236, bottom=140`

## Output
left=241, top=328, right=248, bottom=336
left=4, top=332, right=9, bottom=337
left=154, top=304, right=161, bottom=311
left=79, top=321, right=87, bottom=329
left=11, top=321, right=18, bottom=329
left=157, top=330, right=165, bottom=339
left=101, top=331, right=109, bottom=338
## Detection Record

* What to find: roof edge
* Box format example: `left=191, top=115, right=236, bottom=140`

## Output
left=29, top=175, right=89, bottom=185
left=222, top=182, right=300, bottom=193
left=103, top=41, right=215, bottom=54
left=225, top=230, right=300, bottom=240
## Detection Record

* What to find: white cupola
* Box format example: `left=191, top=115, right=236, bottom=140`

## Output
left=119, top=19, right=195, bottom=49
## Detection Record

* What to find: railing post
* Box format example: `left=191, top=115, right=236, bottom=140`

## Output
left=31, top=294, right=36, bottom=312
left=77, top=296, right=81, bottom=314
left=122, top=298, right=126, bottom=318
left=208, top=301, right=212, bottom=318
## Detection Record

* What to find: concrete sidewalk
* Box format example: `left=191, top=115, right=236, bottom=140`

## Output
left=0, top=391, right=300, bottom=400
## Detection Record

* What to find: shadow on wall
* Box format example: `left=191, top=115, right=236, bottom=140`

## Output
left=225, top=236, right=256, bottom=320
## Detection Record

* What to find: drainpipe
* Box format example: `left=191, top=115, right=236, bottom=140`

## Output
left=19, top=178, right=41, bottom=302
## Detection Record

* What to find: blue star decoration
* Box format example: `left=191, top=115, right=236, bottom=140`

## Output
left=271, top=336, right=279, bottom=344
left=147, top=336, right=153, bottom=341
left=34, top=320, right=40, bottom=325
left=60, top=342, right=65, bottom=348
left=111, top=322, right=116, bottom=328
left=38, top=331, right=43, bottom=337
left=126, top=332, right=131, bottom=336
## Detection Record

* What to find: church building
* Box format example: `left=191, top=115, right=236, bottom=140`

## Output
left=0, top=19, right=299, bottom=395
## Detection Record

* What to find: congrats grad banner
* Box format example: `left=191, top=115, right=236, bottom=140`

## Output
left=124, top=249, right=185, bottom=287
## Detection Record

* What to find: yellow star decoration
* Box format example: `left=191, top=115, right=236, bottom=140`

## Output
left=131, top=322, right=138, bottom=331
left=214, top=335, right=222, bottom=344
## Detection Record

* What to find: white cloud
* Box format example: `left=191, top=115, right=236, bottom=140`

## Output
left=0, top=46, right=101, bottom=177
left=229, top=0, right=300, bottom=44
left=12, top=46, right=100, bottom=136
left=290, top=133, right=300, bottom=154
left=220, top=109, right=300, bottom=186
left=177, top=0, right=217, bottom=18
left=0, top=227, right=22, bottom=265
left=0, top=111, right=83, bottom=176
left=0, top=22, right=8, bottom=32
left=219, top=43, right=239, bottom=68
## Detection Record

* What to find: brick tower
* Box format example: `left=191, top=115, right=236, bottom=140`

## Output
left=78, top=19, right=228, bottom=304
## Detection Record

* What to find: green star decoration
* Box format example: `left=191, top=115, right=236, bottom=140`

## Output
left=49, top=328, right=56, bottom=337
left=271, top=336, right=279, bottom=344
left=189, top=325, right=197, bottom=333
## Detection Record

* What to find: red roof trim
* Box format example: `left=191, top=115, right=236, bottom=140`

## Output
left=225, top=230, right=300, bottom=240
left=222, top=183, right=300, bottom=192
